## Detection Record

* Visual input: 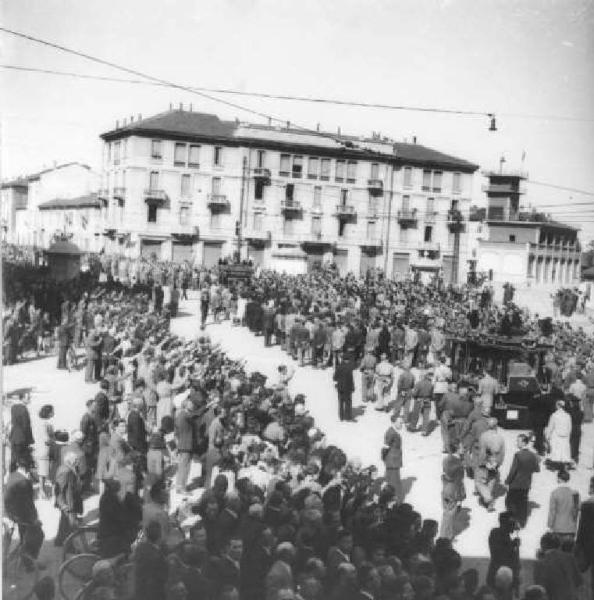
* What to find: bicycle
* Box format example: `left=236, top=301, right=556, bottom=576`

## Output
left=2, top=518, right=40, bottom=600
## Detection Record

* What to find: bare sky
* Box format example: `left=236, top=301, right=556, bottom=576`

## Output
left=2, top=0, right=594, bottom=238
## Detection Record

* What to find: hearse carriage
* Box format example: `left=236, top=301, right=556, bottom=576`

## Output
left=218, top=263, right=254, bottom=286
left=448, top=334, right=553, bottom=428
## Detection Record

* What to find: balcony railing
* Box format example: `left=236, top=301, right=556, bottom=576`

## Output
left=418, top=241, right=440, bottom=253
left=244, top=229, right=271, bottom=242
left=207, top=193, right=229, bottom=209
left=335, top=204, right=356, bottom=217
left=447, top=208, right=466, bottom=232
left=397, top=209, right=417, bottom=227
left=253, top=167, right=271, bottom=180
left=367, top=179, right=383, bottom=195
left=280, top=200, right=302, bottom=213
left=97, top=188, right=109, bottom=200
left=144, top=189, right=168, bottom=202
left=113, top=187, right=126, bottom=200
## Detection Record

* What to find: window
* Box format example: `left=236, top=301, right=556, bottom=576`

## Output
left=424, top=225, right=433, bottom=242
left=107, top=142, right=112, bottom=163
left=313, top=186, right=322, bottom=209
left=370, top=163, right=380, bottom=180
left=189, top=145, right=200, bottom=167
left=253, top=211, right=264, bottom=231
left=403, top=167, right=412, bottom=188
left=255, top=180, right=265, bottom=201
left=426, top=197, right=435, bottom=215
left=285, top=183, right=294, bottom=202
left=257, top=150, right=266, bottom=168
left=292, top=156, right=303, bottom=179
left=450, top=199, right=459, bottom=211
left=114, top=141, right=121, bottom=165
left=210, top=212, right=221, bottom=229
left=340, top=189, right=349, bottom=205
left=149, top=171, right=159, bottom=190
left=280, top=154, right=290, bottom=176
left=213, top=146, right=223, bottom=166
left=452, top=172, right=461, bottom=194
left=307, top=157, right=319, bottom=179
left=283, top=218, right=295, bottom=235
left=151, top=139, right=162, bottom=159
left=147, top=205, right=158, bottom=223
left=422, top=170, right=431, bottom=192
left=321, top=158, right=331, bottom=181
left=181, top=174, right=191, bottom=197
left=338, top=220, right=347, bottom=238
left=312, top=216, right=322, bottom=235
left=402, top=195, right=411, bottom=210
left=335, top=160, right=345, bottom=182
left=367, top=221, right=376, bottom=239
left=174, top=143, right=186, bottom=166
left=509, top=235, right=516, bottom=242
left=368, top=196, right=379, bottom=215
left=433, top=171, right=442, bottom=193
left=179, top=206, right=189, bottom=225
left=211, top=177, right=221, bottom=195
left=122, top=139, right=127, bottom=160
left=118, top=198, right=124, bottom=223
left=347, top=161, right=357, bottom=183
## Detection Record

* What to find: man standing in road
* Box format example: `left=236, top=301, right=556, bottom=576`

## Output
left=334, top=351, right=355, bottom=422
left=476, top=417, right=505, bottom=512
left=382, top=414, right=403, bottom=502
left=477, top=369, right=499, bottom=416
left=504, top=433, right=540, bottom=527
left=375, top=352, right=394, bottom=412
left=395, top=362, right=415, bottom=421
left=409, top=370, right=434, bottom=435
left=9, top=392, right=34, bottom=469
left=576, top=476, right=594, bottom=600
left=547, top=469, right=580, bottom=543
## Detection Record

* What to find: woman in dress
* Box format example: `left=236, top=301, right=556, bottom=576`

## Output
left=33, top=404, right=55, bottom=498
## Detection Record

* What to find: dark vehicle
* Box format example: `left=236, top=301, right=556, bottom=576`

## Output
left=448, top=334, right=552, bottom=429
left=218, top=263, right=254, bottom=286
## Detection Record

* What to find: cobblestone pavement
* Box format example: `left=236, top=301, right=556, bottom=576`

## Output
left=3, top=292, right=594, bottom=590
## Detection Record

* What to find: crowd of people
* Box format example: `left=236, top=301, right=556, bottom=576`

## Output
left=3, top=257, right=594, bottom=600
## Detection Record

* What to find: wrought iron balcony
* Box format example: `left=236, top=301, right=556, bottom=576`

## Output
left=280, top=200, right=302, bottom=213
left=367, top=179, right=383, bottom=196
left=335, top=204, right=356, bottom=217
left=113, top=187, right=126, bottom=200
left=144, top=189, right=168, bottom=202
left=447, top=208, right=466, bottom=233
left=253, top=167, right=271, bottom=181
left=397, top=209, right=417, bottom=228
left=418, top=241, right=440, bottom=259
left=207, top=194, right=230, bottom=209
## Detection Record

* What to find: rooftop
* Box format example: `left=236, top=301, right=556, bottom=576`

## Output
left=2, top=162, right=92, bottom=189
left=101, top=108, right=478, bottom=171
left=38, top=193, right=100, bottom=210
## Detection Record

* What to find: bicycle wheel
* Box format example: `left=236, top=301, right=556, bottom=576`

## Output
left=2, top=548, right=39, bottom=600
left=62, top=527, right=99, bottom=562
left=58, top=553, right=100, bottom=600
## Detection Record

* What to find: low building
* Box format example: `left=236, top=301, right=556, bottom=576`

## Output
left=99, top=107, right=479, bottom=280
left=1, top=162, right=100, bottom=248
left=477, top=171, right=581, bottom=287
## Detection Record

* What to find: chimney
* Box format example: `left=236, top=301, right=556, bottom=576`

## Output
left=130, top=115, right=134, bottom=123
left=169, top=102, right=173, bottom=110
left=267, top=117, right=271, bottom=125
left=286, top=121, right=290, bottom=129
left=189, top=103, right=193, bottom=111
left=337, top=126, right=341, bottom=136
left=316, top=123, right=320, bottom=132
left=412, top=136, right=417, bottom=144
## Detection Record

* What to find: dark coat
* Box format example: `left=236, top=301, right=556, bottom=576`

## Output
left=241, top=544, right=273, bottom=600
left=505, top=448, right=540, bottom=490
left=334, top=362, right=355, bottom=393
left=4, top=471, right=38, bottom=523
left=134, top=540, right=168, bottom=600
left=127, top=410, right=147, bottom=453
left=576, top=498, right=594, bottom=563
left=10, top=403, right=33, bottom=446
left=383, top=426, right=402, bottom=469
left=534, top=549, right=582, bottom=600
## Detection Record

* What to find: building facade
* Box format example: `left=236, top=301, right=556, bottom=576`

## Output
left=477, top=171, right=581, bottom=287
left=99, top=108, right=479, bottom=279
left=1, top=163, right=100, bottom=249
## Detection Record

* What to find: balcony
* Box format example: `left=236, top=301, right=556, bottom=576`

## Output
left=113, top=187, right=126, bottom=200
left=397, top=209, right=417, bottom=228
left=244, top=229, right=271, bottom=243
left=424, top=211, right=437, bottom=223
left=207, top=194, right=230, bottom=210
left=418, top=241, right=440, bottom=258
left=97, top=189, right=109, bottom=207
left=280, top=200, right=302, bottom=214
left=144, top=189, right=168, bottom=203
left=253, top=167, right=271, bottom=181
left=367, top=179, right=383, bottom=196
left=482, top=182, right=527, bottom=194
left=447, top=209, right=466, bottom=233
left=335, top=204, right=356, bottom=218
left=361, top=238, right=383, bottom=250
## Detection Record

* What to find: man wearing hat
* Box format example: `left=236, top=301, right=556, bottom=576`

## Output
left=409, top=370, right=434, bottom=435
left=334, top=351, right=355, bottom=422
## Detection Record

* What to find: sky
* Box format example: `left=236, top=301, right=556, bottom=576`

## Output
left=2, top=0, right=594, bottom=239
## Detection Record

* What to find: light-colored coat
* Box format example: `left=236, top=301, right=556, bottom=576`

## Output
left=546, top=408, right=572, bottom=463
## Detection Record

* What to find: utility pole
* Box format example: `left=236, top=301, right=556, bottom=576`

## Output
left=449, top=208, right=464, bottom=285
left=237, top=155, right=247, bottom=261
left=383, top=162, right=395, bottom=274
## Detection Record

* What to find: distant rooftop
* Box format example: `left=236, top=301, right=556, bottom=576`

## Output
left=38, top=193, right=99, bottom=210
left=2, top=162, right=92, bottom=189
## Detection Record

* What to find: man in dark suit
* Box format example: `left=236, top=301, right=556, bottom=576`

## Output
left=85, top=327, right=103, bottom=383
left=134, top=520, right=168, bottom=600
left=9, top=392, right=34, bottom=468
left=57, top=316, right=72, bottom=370
left=576, top=476, right=594, bottom=600
left=175, top=398, right=195, bottom=493
left=486, top=511, right=520, bottom=593
left=127, top=397, right=147, bottom=454
left=534, top=532, right=582, bottom=600
left=504, top=433, right=540, bottom=527
left=208, top=536, right=242, bottom=598
left=4, top=456, right=45, bottom=569
left=241, top=526, right=275, bottom=600
left=334, top=352, right=355, bottom=421
left=262, top=302, right=276, bottom=347
left=382, top=414, right=403, bottom=502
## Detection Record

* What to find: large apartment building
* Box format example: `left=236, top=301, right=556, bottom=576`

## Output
left=99, top=107, right=479, bottom=280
